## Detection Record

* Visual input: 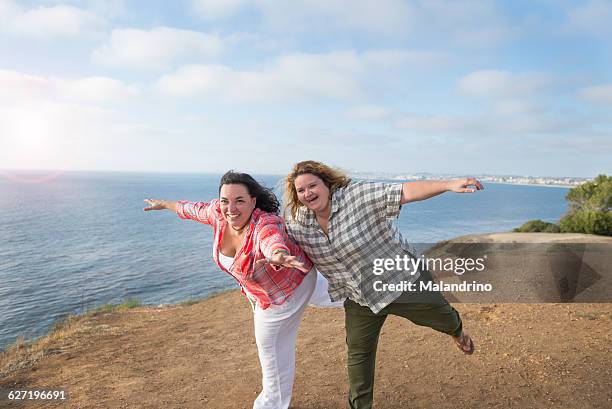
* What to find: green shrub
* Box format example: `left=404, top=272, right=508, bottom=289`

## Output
left=543, top=223, right=562, bottom=233
left=566, top=174, right=611, bottom=213
left=513, top=219, right=560, bottom=233
left=559, top=210, right=612, bottom=236
left=513, top=174, right=611, bottom=236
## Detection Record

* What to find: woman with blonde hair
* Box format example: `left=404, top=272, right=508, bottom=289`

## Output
left=269, top=160, right=482, bottom=409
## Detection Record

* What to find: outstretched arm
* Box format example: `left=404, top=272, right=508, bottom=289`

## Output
left=253, top=223, right=311, bottom=273
left=400, top=178, right=484, bottom=204
left=143, top=199, right=178, bottom=212
left=144, top=198, right=215, bottom=225
left=254, top=249, right=310, bottom=273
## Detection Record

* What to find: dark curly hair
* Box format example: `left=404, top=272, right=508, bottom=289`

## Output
left=219, top=171, right=280, bottom=214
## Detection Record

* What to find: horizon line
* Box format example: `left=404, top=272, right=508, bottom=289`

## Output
left=0, top=168, right=601, bottom=180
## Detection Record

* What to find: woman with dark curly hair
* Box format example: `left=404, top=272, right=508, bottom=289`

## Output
left=143, top=170, right=334, bottom=409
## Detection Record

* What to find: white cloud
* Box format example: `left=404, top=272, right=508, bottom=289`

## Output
left=395, top=114, right=482, bottom=134
left=260, top=0, right=417, bottom=36
left=566, top=0, right=612, bottom=36
left=579, top=84, right=612, bottom=106
left=85, top=0, right=127, bottom=19
left=190, top=0, right=515, bottom=46
left=192, top=0, right=250, bottom=19
left=225, top=31, right=296, bottom=53
left=0, top=0, right=19, bottom=19
left=393, top=110, right=586, bottom=137
left=0, top=1, right=103, bottom=38
left=458, top=70, right=550, bottom=99
left=0, top=70, right=137, bottom=103
left=492, top=99, right=545, bottom=116
left=155, top=57, right=362, bottom=102
left=456, top=70, right=562, bottom=120
left=155, top=49, right=440, bottom=102
left=92, top=27, right=224, bottom=69
left=57, top=77, right=139, bottom=102
left=0, top=69, right=50, bottom=100
left=361, top=49, right=446, bottom=67
left=346, top=105, right=392, bottom=121
left=411, top=0, right=516, bottom=47
left=192, top=0, right=414, bottom=34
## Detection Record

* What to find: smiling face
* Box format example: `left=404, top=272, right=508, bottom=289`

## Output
left=219, top=183, right=256, bottom=230
left=294, top=173, right=331, bottom=216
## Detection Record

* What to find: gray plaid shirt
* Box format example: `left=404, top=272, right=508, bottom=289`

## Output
left=285, top=181, right=420, bottom=313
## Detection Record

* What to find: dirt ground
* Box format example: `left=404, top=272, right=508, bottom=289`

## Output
left=1, top=292, right=611, bottom=409
left=2, top=233, right=611, bottom=409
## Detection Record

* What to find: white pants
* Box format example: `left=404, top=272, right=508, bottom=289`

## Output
left=308, top=271, right=345, bottom=309
left=250, top=269, right=342, bottom=409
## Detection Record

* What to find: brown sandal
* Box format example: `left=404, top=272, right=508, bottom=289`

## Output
left=454, top=333, right=475, bottom=355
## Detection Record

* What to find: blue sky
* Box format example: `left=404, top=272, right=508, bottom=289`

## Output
left=1, top=0, right=611, bottom=177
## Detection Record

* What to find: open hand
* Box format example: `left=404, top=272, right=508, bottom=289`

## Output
left=143, top=199, right=166, bottom=211
left=448, top=178, right=484, bottom=193
left=254, top=252, right=310, bottom=273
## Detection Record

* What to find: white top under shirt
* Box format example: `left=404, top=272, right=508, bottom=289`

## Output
left=218, top=251, right=234, bottom=271
left=218, top=250, right=258, bottom=309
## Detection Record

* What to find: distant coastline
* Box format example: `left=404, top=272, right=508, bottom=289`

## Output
left=1, top=169, right=591, bottom=188
left=478, top=181, right=573, bottom=189
left=349, top=172, right=587, bottom=188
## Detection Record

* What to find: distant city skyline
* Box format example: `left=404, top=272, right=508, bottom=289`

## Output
left=1, top=1, right=611, bottom=178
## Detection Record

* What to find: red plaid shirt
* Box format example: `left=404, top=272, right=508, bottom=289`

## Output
left=176, top=199, right=313, bottom=309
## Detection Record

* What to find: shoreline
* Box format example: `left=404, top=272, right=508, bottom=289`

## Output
left=483, top=181, right=575, bottom=188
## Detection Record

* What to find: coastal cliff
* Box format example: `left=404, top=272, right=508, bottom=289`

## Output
left=1, top=233, right=611, bottom=408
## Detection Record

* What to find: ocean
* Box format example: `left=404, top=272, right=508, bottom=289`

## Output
left=0, top=170, right=570, bottom=351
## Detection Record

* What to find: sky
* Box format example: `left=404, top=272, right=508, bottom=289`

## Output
left=0, top=0, right=611, bottom=178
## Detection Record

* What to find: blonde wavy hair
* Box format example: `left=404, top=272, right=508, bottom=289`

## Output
left=284, top=160, right=351, bottom=220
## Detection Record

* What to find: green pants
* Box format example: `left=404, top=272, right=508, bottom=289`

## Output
left=344, top=272, right=463, bottom=409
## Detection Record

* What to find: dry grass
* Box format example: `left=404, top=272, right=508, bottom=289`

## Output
left=0, top=299, right=142, bottom=380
